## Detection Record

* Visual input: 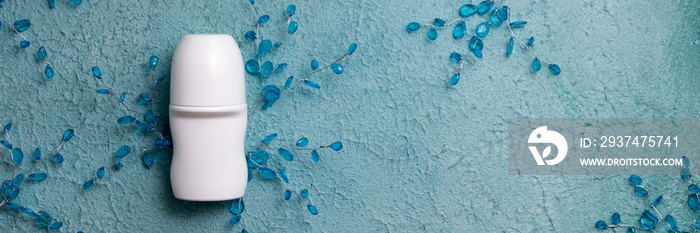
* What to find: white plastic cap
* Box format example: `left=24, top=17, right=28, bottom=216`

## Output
left=170, top=34, right=245, bottom=106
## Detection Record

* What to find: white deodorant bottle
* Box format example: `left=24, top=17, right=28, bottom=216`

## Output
left=169, top=34, right=247, bottom=201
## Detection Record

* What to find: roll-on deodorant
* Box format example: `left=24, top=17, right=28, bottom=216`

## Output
left=169, top=34, right=247, bottom=201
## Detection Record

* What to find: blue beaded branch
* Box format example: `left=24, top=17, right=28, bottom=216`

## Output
left=594, top=156, right=696, bottom=232
left=0, top=122, right=73, bottom=231
left=406, top=0, right=561, bottom=86
left=83, top=57, right=171, bottom=190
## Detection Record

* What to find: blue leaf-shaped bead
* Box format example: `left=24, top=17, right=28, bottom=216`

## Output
left=119, top=92, right=126, bottom=102
left=12, top=174, right=24, bottom=187
left=510, top=21, right=527, bottom=27
left=300, top=189, right=309, bottom=198
left=595, top=220, right=607, bottom=229
left=305, top=80, right=321, bottom=89
left=311, top=150, right=320, bottom=163
left=139, top=93, right=152, bottom=102
left=330, top=141, right=343, bottom=151
left=296, top=138, right=309, bottom=147
left=428, top=28, right=437, bottom=40
left=247, top=167, right=252, bottom=182
left=433, top=18, right=446, bottom=27
left=450, top=52, right=462, bottom=62
left=230, top=198, right=245, bottom=215
left=683, top=155, right=690, bottom=167
left=92, top=66, right=102, bottom=79
left=53, top=153, right=63, bottom=163
left=258, top=167, right=276, bottom=179
left=689, top=193, right=700, bottom=210
left=37, top=47, right=47, bottom=61
left=611, top=212, right=621, bottom=225
left=532, top=58, right=541, bottom=72
left=22, top=207, right=37, bottom=217
left=634, top=186, right=648, bottom=196
left=96, top=166, right=105, bottom=179
left=475, top=22, right=490, bottom=38
left=230, top=215, right=241, bottom=224
left=63, top=129, right=74, bottom=141
left=248, top=0, right=254, bottom=5
left=13, top=19, right=31, bottom=32
left=507, top=37, right=514, bottom=56
left=476, top=1, right=493, bottom=15
left=96, top=89, right=111, bottom=94
left=245, top=31, right=256, bottom=41
left=348, top=43, right=357, bottom=55
left=249, top=150, right=269, bottom=164
left=49, top=221, right=63, bottom=230
left=549, top=64, right=561, bottom=75
left=261, top=133, right=277, bottom=144
left=0, top=140, right=11, bottom=149
left=37, top=211, right=52, bottom=227
left=284, top=189, right=292, bottom=200
left=49, top=0, right=55, bottom=8
left=117, top=116, right=135, bottom=125
left=453, top=21, right=466, bottom=39
left=19, top=40, right=30, bottom=48
left=258, top=40, right=272, bottom=56
left=284, top=76, right=294, bottom=89
left=459, top=4, right=477, bottom=18
left=307, top=204, right=319, bottom=215
left=652, top=195, right=663, bottom=207
left=262, top=85, right=281, bottom=109
left=691, top=184, right=700, bottom=193
left=682, top=168, right=692, bottom=179
left=639, top=215, right=655, bottom=230
left=406, top=22, right=421, bottom=32
left=116, top=145, right=132, bottom=158
left=643, top=209, right=659, bottom=222
left=629, top=175, right=642, bottom=185
left=258, top=15, right=270, bottom=24
left=527, top=37, right=534, bottom=46
left=245, top=59, right=260, bottom=74
left=278, top=148, right=294, bottom=161
left=155, top=138, right=170, bottom=148
left=261, top=61, right=273, bottom=78
left=148, top=56, right=159, bottom=69
left=288, top=21, right=298, bottom=35
left=12, top=148, right=23, bottom=166
left=276, top=63, right=288, bottom=73
left=4, top=123, right=12, bottom=132
left=311, top=60, right=320, bottom=70
left=450, top=73, right=460, bottom=86
left=142, top=150, right=154, bottom=168
left=278, top=169, right=289, bottom=183
left=286, top=5, right=296, bottom=17
left=135, top=120, right=151, bottom=131
left=45, top=65, right=55, bottom=79
left=331, top=63, right=344, bottom=74
left=83, top=180, right=94, bottom=190
left=666, top=214, right=678, bottom=231
left=34, top=148, right=40, bottom=161
left=69, top=0, right=81, bottom=5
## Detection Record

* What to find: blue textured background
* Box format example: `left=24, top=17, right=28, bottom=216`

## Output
left=0, top=0, right=699, bottom=232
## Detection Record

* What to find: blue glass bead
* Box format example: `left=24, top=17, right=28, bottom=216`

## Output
left=284, top=76, right=294, bottom=89
left=139, top=93, right=152, bottom=102
left=34, top=148, right=40, bottom=161
left=142, top=150, right=153, bottom=168
left=116, top=145, right=132, bottom=158
left=258, top=15, right=270, bottom=24
left=689, top=194, right=700, bottom=210
left=0, top=140, right=11, bottom=149
left=63, top=129, right=74, bottom=141
left=532, top=58, right=541, bottom=72
left=248, top=0, right=254, bottom=5
left=4, top=123, right=11, bottom=131
left=433, top=18, right=446, bottom=27
left=497, top=6, right=508, bottom=22
left=549, top=64, right=561, bottom=75
left=683, top=155, right=690, bottom=167
left=53, top=153, right=63, bottom=163
left=469, top=36, right=484, bottom=59
left=247, top=158, right=259, bottom=168
left=37, top=47, right=47, bottom=61
left=311, top=60, right=319, bottom=70
left=428, top=28, right=437, bottom=40
left=691, top=184, right=700, bottom=193
left=157, top=74, right=167, bottom=84
left=633, top=186, right=648, bottom=196
left=288, top=21, right=298, bottom=35
left=261, top=61, right=273, bottom=78
left=300, top=189, right=309, bottom=198
left=450, top=52, right=462, bottom=62
left=96, top=166, right=105, bottom=179
left=49, top=221, right=63, bottom=230
left=307, top=204, right=318, bottom=215
left=643, top=209, right=659, bottom=222
left=258, top=40, right=272, bottom=56
left=258, top=167, right=276, bottom=179
left=245, top=59, right=260, bottom=74
left=261, top=133, right=277, bottom=144
left=527, top=37, right=534, bottom=46
left=45, top=65, right=55, bottom=79
left=278, top=169, right=289, bottom=183
left=629, top=175, right=642, bottom=185
left=245, top=31, right=257, bottom=41
left=230, top=198, right=245, bottom=215
left=348, top=43, right=357, bottom=55
left=135, top=120, right=151, bottom=131
left=507, top=37, right=514, bottom=56
left=453, top=21, right=466, bottom=39
left=626, top=227, right=634, bottom=233
left=296, top=138, right=309, bottom=147
left=7, top=203, right=21, bottom=210
left=22, top=207, right=37, bottom=217
left=49, top=0, right=55, bottom=8
left=28, top=172, right=48, bottom=181
left=286, top=5, right=296, bottom=17
left=510, top=21, right=527, bottom=27
left=682, top=168, right=692, bottom=179
left=330, top=141, right=343, bottom=151
left=450, top=73, right=460, bottom=86
left=276, top=63, right=288, bottom=72
left=249, top=150, right=273, bottom=163
left=273, top=42, right=281, bottom=48
left=611, top=212, right=621, bottom=225
left=19, top=40, right=30, bottom=48
left=70, top=0, right=81, bottom=5
left=595, top=220, right=607, bottom=229
left=148, top=56, right=159, bottom=69
left=489, top=11, right=502, bottom=27
left=12, top=148, right=23, bottom=166
left=13, top=19, right=31, bottom=32
left=83, top=180, right=94, bottom=190
left=117, top=116, right=135, bottom=125
left=652, top=195, right=662, bottom=207
left=284, top=190, right=291, bottom=200
left=229, top=215, right=242, bottom=225
left=92, top=66, right=102, bottom=79
left=476, top=1, right=493, bottom=15
left=459, top=4, right=477, bottom=18
left=12, top=174, right=24, bottom=187
left=639, top=215, right=655, bottom=230
left=96, top=89, right=110, bottom=94
left=262, top=85, right=281, bottom=109
left=331, top=63, right=344, bottom=74
left=311, top=150, right=319, bottom=163
left=406, top=22, right=421, bottom=32
left=247, top=167, right=252, bottom=182
left=305, top=80, right=321, bottom=89
left=475, top=22, right=490, bottom=38
left=278, top=148, right=294, bottom=161
left=37, top=211, right=52, bottom=227
left=666, top=214, right=677, bottom=231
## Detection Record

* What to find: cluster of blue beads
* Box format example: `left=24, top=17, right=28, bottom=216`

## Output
left=595, top=156, right=695, bottom=232
left=406, top=0, right=561, bottom=86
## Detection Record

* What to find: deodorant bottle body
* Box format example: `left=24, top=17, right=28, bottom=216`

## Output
left=170, top=34, right=247, bottom=201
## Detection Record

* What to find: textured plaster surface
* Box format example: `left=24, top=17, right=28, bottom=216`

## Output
left=0, top=0, right=698, bottom=232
